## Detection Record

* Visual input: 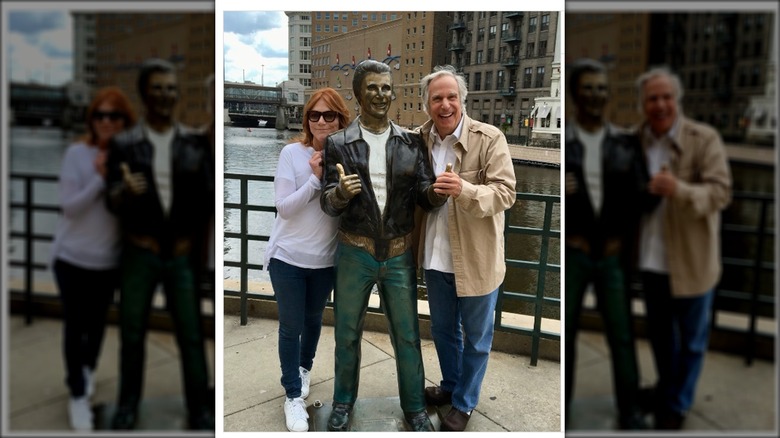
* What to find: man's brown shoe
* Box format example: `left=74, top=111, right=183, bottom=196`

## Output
left=441, top=407, right=471, bottom=431
left=424, top=386, right=452, bottom=406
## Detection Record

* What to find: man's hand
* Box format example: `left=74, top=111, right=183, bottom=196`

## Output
left=433, top=162, right=462, bottom=198
left=120, top=162, right=148, bottom=195
left=648, top=164, right=677, bottom=197
left=336, top=163, right=362, bottom=200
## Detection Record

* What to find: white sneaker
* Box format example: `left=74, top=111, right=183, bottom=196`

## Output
left=68, top=395, right=94, bottom=431
left=283, top=397, right=309, bottom=432
left=299, top=366, right=310, bottom=400
left=83, top=366, right=94, bottom=398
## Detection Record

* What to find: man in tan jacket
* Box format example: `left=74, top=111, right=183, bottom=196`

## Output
left=415, top=65, right=516, bottom=431
left=635, top=67, right=732, bottom=430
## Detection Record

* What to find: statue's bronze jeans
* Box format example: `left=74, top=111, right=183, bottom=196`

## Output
left=332, top=243, right=426, bottom=414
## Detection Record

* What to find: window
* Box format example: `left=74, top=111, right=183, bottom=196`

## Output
left=302, top=78, right=311, bottom=87
left=300, top=51, right=309, bottom=60
left=474, top=72, right=482, bottom=91
left=484, top=71, right=492, bottom=90
left=535, top=66, right=545, bottom=87
left=316, top=24, right=321, bottom=32
left=299, top=64, right=311, bottom=73
left=372, top=13, right=377, bottom=21
left=300, top=37, right=311, bottom=47
left=333, top=25, right=339, bottom=33
left=421, top=40, right=424, bottom=50
left=487, top=48, right=494, bottom=63
left=420, top=57, right=424, bottom=66
left=541, top=14, right=550, bottom=31
left=476, top=50, right=483, bottom=64
left=497, top=70, right=504, bottom=89
left=489, top=25, right=496, bottom=39
left=333, top=12, right=338, bottom=21
left=342, top=14, right=347, bottom=20
left=353, top=19, right=358, bottom=26
left=325, top=25, right=330, bottom=32
left=501, top=22, right=509, bottom=33
left=325, top=12, right=330, bottom=20
left=362, top=13, right=367, bottom=21
left=523, top=67, right=532, bottom=88
left=477, top=27, right=485, bottom=42
left=316, top=12, right=321, bottom=19
left=529, top=16, right=537, bottom=33
left=526, top=42, right=535, bottom=58
left=538, top=40, right=547, bottom=57
left=422, top=25, right=425, bottom=34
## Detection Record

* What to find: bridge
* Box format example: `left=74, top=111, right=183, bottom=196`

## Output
left=224, top=82, right=287, bottom=128
left=9, top=82, right=85, bottom=129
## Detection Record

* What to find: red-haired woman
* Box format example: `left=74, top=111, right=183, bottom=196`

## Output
left=50, top=86, right=137, bottom=431
left=263, top=87, right=350, bottom=432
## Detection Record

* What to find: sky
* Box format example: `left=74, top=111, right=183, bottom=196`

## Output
left=5, top=10, right=73, bottom=86
left=223, top=11, right=288, bottom=86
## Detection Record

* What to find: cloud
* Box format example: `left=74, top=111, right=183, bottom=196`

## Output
left=8, top=11, right=64, bottom=35
left=7, top=11, right=72, bottom=85
left=224, top=11, right=283, bottom=36
left=223, top=12, right=288, bottom=86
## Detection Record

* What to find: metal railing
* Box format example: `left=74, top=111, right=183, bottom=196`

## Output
left=222, top=173, right=562, bottom=366
left=7, top=173, right=215, bottom=334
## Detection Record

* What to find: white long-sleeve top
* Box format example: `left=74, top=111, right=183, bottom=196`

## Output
left=50, top=142, right=121, bottom=270
left=264, top=142, right=338, bottom=269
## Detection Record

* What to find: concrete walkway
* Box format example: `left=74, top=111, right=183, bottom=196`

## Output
left=568, top=330, right=777, bottom=435
left=222, top=314, right=562, bottom=433
left=5, top=314, right=215, bottom=433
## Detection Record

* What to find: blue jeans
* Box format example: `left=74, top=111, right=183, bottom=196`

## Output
left=54, top=259, right=117, bottom=397
left=269, top=258, right=334, bottom=399
left=332, top=244, right=425, bottom=414
left=424, top=269, right=499, bottom=413
left=642, top=272, right=714, bottom=415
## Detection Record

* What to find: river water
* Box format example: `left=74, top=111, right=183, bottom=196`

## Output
left=9, top=125, right=773, bottom=318
left=222, top=125, right=562, bottom=318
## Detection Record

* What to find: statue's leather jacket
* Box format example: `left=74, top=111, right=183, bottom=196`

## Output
left=105, top=122, right=214, bottom=256
left=321, top=119, right=445, bottom=261
left=565, top=123, right=658, bottom=257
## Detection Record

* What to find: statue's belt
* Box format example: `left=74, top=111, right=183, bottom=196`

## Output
left=338, top=230, right=412, bottom=261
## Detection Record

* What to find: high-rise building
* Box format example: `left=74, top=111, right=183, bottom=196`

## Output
left=566, top=11, right=775, bottom=143
left=71, top=13, right=97, bottom=88
left=311, top=11, right=450, bottom=126
left=286, top=12, right=312, bottom=88
left=449, top=11, right=560, bottom=139
left=93, top=13, right=215, bottom=127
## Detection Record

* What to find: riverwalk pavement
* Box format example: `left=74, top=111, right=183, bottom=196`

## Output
left=5, top=311, right=776, bottom=435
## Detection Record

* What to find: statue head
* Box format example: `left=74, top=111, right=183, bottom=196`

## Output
left=352, top=60, right=393, bottom=124
left=137, top=58, right=178, bottom=123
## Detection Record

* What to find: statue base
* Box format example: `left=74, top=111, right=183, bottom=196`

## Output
left=93, top=396, right=190, bottom=431
left=308, top=396, right=441, bottom=431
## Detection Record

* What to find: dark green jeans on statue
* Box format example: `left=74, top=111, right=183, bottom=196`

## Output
left=565, top=249, right=641, bottom=421
left=332, top=243, right=426, bottom=414
left=116, top=245, right=210, bottom=418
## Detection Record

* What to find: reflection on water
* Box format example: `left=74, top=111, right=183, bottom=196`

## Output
left=222, top=126, right=562, bottom=318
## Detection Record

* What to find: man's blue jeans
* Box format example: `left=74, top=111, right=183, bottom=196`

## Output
left=642, top=272, right=714, bottom=415
left=332, top=243, right=425, bottom=414
left=269, top=258, right=334, bottom=399
left=424, top=269, right=499, bottom=413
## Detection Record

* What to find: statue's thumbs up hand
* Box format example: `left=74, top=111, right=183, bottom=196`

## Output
left=335, top=163, right=361, bottom=200
left=121, top=162, right=147, bottom=195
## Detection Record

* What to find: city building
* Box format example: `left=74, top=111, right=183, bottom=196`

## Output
left=311, top=11, right=451, bottom=126
left=92, top=13, right=215, bottom=127
left=449, top=11, right=560, bottom=141
left=530, top=12, right=562, bottom=143
left=71, top=13, right=97, bottom=88
left=566, top=12, right=776, bottom=144
left=286, top=12, right=312, bottom=88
